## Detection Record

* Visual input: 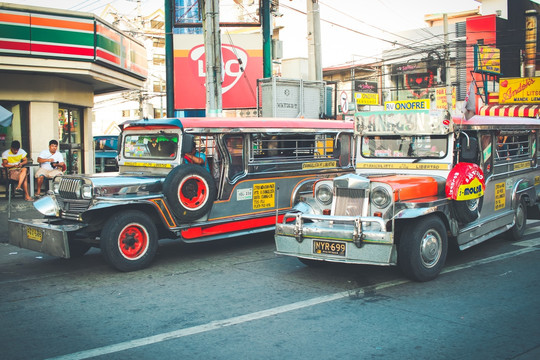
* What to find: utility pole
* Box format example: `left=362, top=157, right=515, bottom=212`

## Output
left=307, top=0, right=322, bottom=81
left=444, top=14, right=452, bottom=113
left=201, top=0, right=223, bottom=116
left=262, top=0, right=272, bottom=78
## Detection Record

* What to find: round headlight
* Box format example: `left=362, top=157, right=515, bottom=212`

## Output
left=371, top=186, right=391, bottom=208
left=82, top=184, right=93, bottom=199
left=316, top=184, right=333, bottom=205
left=52, top=178, right=61, bottom=194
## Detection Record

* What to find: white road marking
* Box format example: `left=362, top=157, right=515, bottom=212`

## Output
left=48, top=244, right=539, bottom=360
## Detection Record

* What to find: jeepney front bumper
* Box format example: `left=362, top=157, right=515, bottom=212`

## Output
left=8, top=218, right=88, bottom=259
left=275, top=212, right=397, bottom=265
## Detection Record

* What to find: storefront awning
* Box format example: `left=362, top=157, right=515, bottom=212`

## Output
left=478, top=104, right=540, bottom=118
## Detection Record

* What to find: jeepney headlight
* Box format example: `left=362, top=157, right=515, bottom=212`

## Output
left=371, top=186, right=391, bottom=208
left=52, top=177, right=61, bottom=194
left=82, top=184, right=93, bottom=199
left=315, top=184, right=333, bottom=205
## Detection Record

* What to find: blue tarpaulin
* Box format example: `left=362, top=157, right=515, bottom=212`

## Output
left=0, top=105, right=13, bottom=127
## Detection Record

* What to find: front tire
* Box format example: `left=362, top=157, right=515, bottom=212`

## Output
left=398, top=215, right=448, bottom=282
left=100, top=210, right=158, bottom=272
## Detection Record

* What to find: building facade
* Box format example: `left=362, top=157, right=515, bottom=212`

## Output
left=0, top=3, right=147, bottom=175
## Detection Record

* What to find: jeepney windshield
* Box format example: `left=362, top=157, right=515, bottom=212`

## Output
left=360, top=135, right=448, bottom=158
left=123, top=134, right=179, bottom=159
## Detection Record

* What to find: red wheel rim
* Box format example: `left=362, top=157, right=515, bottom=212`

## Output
left=118, top=223, right=149, bottom=260
left=178, top=175, right=208, bottom=210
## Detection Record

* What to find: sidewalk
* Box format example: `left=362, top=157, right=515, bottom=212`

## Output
left=0, top=195, right=43, bottom=243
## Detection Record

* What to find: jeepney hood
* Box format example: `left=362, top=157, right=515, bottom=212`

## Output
left=368, top=175, right=445, bottom=201
left=59, top=173, right=164, bottom=197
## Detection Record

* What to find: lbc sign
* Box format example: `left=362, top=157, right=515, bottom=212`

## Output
left=174, top=34, right=263, bottom=110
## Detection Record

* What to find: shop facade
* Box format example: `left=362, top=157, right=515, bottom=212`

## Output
left=0, top=3, right=147, bottom=175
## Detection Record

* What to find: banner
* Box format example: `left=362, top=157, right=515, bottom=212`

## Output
left=499, top=77, right=540, bottom=104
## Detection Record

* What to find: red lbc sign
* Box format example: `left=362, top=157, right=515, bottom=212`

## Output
left=174, top=42, right=263, bottom=110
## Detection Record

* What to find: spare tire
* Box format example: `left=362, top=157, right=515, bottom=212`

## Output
left=163, top=164, right=216, bottom=221
left=453, top=196, right=483, bottom=223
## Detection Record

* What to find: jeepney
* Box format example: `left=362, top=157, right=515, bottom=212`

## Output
left=9, top=117, right=355, bottom=271
left=275, top=110, right=540, bottom=281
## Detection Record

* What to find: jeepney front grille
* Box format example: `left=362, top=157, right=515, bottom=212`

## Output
left=334, top=188, right=366, bottom=216
left=56, top=178, right=92, bottom=219
left=58, top=178, right=83, bottom=199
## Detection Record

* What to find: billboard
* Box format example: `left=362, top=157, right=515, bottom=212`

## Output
left=499, top=77, right=540, bottom=104
left=173, top=33, right=263, bottom=110
left=474, top=45, right=501, bottom=75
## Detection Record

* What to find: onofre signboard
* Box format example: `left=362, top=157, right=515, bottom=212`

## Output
left=474, top=45, right=501, bottom=75
left=173, top=33, right=262, bottom=110
left=499, top=77, right=540, bottom=104
left=384, top=99, right=430, bottom=111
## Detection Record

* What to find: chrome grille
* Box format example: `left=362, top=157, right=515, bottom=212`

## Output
left=58, top=178, right=83, bottom=199
left=57, top=178, right=91, bottom=218
left=334, top=188, right=366, bottom=216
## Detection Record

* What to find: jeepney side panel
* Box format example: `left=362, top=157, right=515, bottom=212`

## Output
left=456, top=129, right=540, bottom=246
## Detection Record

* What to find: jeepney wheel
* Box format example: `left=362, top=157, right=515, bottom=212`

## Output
left=100, top=210, right=158, bottom=272
left=453, top=196, right=483, bottom=224
left=163, top=164, right=216, bottom=221
left=398, top=215, right=448, bottom=282
left=507, top=198, right=527, bottom=241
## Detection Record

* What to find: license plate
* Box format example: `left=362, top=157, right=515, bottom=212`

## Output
left=26, top=227, right=43, bottom=242
left=313, top=240, right=346, bottom=256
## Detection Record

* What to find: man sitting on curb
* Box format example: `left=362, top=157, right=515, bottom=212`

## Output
left=35, top=139, right=66, bottom=197
left=2, top=140, right=33, bottom=201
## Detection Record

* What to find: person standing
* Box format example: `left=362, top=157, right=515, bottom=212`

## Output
left=35, top=139, right=65, bottom=197
left=2, top=140, right=33, bottom=201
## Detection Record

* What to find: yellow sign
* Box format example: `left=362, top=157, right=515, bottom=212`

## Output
left=499, top=77, right=540, bottom=104
left=355, top=93, right=379, bottom=105
left=435, top=87, right=456, bottom=110
left=535, top=176, right=540, bottom=185
left=384, top=99, right=430, bottom=111
left=514, top=161, right=531, bottom=171
left=124, top=162, right=173, bottom=168
left=253, top=183, right=275, bottom=209
left=357, top=162, right=450, bottom=170
left=494, top=182, right=506, bottom=210
left=477, top=46, right=501, bottom=74
left=456, top=177, right=484, bottom=200
left=302, top=161, right=337, bottom=170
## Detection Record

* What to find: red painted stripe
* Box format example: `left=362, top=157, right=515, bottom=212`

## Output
left=0, top=40, right=30, bottom=51
left=179, top=118, right=354, bottom=130
left=31, top=43, right=93, bottom=56
left=181, top=214, right=286, bottom=240
left=96, top=48, right=121, bottom=65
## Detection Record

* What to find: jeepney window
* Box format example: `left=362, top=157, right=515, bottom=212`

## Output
left=361, top=135, right=447, bottom=158
left=225, top=135, right=244, bottom=179
left=249, top=133, right=341, bottom=172
left=123, top=134, right=178, bottom=159
left=184, top=135, right=216, bottom=174
left=495, top=132, right=531, bottom=161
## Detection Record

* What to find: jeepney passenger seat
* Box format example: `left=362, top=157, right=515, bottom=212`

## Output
left=460, top=136, right=478, bottom=163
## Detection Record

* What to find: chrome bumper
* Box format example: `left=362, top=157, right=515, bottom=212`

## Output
left=8, top=218, right=88, bottom=258
left=275, top=212, right=397, bottom=265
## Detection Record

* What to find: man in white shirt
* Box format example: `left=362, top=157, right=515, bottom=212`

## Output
left=2, top=140, right=33, bottom=201
left=35, top=139, right=65, bottom=197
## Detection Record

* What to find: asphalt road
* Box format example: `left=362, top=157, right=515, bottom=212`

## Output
left=1, top=214, right=539, bottom=359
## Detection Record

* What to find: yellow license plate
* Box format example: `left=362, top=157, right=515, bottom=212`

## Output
left=27, top=227, right=43, bottom=242
left=313, top=240, right=346, bottom=256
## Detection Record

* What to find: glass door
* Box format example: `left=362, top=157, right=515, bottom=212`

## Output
left=58, top=107, right=83, bottom=174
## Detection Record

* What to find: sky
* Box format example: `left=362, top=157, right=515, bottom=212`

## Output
left=4, top=0, right=486, bottom=66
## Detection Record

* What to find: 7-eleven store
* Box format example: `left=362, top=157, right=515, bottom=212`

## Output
left=0, top=3, right=146, bottom=180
